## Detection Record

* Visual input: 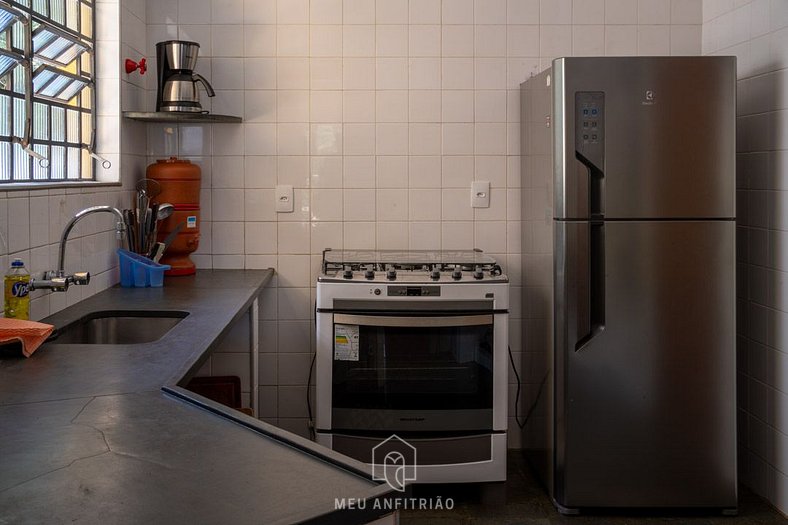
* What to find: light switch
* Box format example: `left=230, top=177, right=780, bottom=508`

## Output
left=276, top=185, right=294, bottom=213
left=471, top=181, right=490, bottom=208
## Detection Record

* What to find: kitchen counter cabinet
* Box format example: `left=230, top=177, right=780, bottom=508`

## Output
left=0, top=270, right=396, bottom=525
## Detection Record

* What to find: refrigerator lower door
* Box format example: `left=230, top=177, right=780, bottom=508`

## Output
left=554, top=220, right=736, bottom=510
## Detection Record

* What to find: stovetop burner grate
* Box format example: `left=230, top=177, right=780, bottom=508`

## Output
left=321, top=248, right=502, bottom=274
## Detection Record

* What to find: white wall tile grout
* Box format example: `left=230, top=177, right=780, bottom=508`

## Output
left=703, top=0, right=788, bottom=514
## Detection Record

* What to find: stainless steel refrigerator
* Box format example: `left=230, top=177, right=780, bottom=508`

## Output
left=520, top=56, right=737, bottom=514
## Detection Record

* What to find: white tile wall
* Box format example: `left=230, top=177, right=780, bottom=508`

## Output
left=704, top=0, right=788, bottom=515
left=137, top=0, right=702, bottom=445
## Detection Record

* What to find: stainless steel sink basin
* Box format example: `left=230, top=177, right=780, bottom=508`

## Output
left=49, top=311, right=189, bottom=345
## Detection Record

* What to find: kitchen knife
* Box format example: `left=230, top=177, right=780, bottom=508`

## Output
left=157, top=222, right=185, bottom=261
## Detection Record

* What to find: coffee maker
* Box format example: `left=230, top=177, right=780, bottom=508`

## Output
left=155, top=40, right=215, bottom=113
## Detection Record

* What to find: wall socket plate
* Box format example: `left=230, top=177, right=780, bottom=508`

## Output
left=471, top=181, right=490, bottom=208
left=276, top=184, right=294, bottom=213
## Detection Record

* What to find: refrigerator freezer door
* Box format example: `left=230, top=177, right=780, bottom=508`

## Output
left=554, top=56, right=736, bottom=220
left=554, top=220, right=736, bottom=509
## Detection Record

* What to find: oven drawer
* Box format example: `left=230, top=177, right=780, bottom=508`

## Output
left=333, top=408, right=493, bottom=432
left=331, top=433, right=495, bottom=466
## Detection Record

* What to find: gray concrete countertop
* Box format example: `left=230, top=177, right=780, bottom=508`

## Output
left=0, top=271, right=394, bottom=525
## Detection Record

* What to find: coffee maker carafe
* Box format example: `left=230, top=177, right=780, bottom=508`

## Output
left=156, top=40, right=215, bottom=113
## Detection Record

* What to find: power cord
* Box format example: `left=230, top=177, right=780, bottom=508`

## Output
left=306, top=302, right=317, bottom=440
left=508, top=345, right=548, bottom=430
left=306, top=351, right=316, bottom=440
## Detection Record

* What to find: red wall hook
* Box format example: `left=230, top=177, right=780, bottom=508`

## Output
left=125, top=57, right=147, bottom=75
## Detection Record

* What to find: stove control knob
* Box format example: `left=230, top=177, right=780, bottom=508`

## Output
left=430, top=269, right=441, bottom=280
left=452, top=267, right=462, bottom=280
left=343, top=266, right=353, bottom=279
left=473, top=266, right=484, bottom=280
left=386, top=268, right=397, bottom=280
left=365, top=268, right=375, bottom=280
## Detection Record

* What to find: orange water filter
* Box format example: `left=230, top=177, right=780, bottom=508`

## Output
left=146, top=157, right=201, bottom=276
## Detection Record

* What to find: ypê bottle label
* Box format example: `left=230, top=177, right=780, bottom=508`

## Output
left=11, top=281, right=29, bottom=297
left=4, top=259, right=30, bottom=320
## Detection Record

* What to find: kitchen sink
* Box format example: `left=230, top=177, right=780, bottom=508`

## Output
left=48, top=311, right=189, bottom=345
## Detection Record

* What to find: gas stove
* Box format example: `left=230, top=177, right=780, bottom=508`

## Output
left=315, top=248, right=510, bottom=484
left=319, top=248, right=507, bottom=283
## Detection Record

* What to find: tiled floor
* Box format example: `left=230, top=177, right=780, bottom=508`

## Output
left=401, top=452, right=788, bottom=524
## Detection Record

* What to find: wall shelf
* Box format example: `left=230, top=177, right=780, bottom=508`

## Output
left=123, top=112, right=242, bottom=124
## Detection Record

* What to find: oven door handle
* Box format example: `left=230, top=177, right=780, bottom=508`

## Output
left=333, top=313, right=493, bottom=327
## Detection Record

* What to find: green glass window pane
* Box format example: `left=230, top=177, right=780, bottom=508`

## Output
left=32, top=144, right=48, bottom=179
left=67, top=146, right=78, bottom=178
left=33, top=0, right=48, bottom=16
left=50, top=145, right=64, bottom=178
left=32, top=102, right=48, bottom=140
left=50, top=0, right=65, bottom=25
left=66, top=109, right=78, bottom=142
left=66, top=0, right=78, bottom=31
left=0, top=95, right=10, bottom=136
left=12, top=62, right=24, bottom=93
left=51, top=106, right=65, bottom=141
left=12, top=96, right=24, bottom=136
left=12, top=142, right=29, bottom=180
left=0, top=141, right=10, bottom=181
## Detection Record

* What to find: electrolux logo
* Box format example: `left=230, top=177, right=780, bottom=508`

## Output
left=642, top=89, right=656, bottom=106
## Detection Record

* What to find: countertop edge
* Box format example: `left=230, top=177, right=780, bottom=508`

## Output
left=164, top=386, right=401, bottom=525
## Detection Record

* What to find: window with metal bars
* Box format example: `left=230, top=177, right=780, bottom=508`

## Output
left=0, top=0, right=102, bottom=184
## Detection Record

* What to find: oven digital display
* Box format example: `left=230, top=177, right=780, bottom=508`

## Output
left=387, top=286, right=440, bottom=297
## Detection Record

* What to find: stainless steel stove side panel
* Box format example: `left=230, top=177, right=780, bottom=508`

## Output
left=492, top=312, right=509, bottom=431
left=316, top=280, right=510, bottom=310
left=316, top=309, right=334, bottom=430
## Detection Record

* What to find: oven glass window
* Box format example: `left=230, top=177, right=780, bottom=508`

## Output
left=332, top=317, right=494, bottom=412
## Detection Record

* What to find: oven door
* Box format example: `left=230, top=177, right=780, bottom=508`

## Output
left=331, top=313, right=495, bottom=433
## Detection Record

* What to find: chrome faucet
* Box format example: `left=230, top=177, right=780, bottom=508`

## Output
left=31, top=206, right=126, bottom=292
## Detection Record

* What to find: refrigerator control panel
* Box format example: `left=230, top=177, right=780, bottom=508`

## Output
left=576, top=91, right=605, bottom=170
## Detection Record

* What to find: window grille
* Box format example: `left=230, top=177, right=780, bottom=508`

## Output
left=0, top=0, right=105, bottom=184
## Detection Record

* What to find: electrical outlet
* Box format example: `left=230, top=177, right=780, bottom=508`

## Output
left=276, top=185, right=294, bottom=213
left=471, top=181, right=490, bottom=208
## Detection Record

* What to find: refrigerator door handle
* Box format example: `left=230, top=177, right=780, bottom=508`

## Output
left=574, top=222, right=605, bottom=351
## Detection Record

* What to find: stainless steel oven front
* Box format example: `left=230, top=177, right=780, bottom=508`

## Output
left=315, top=281, right=509, bottom=483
